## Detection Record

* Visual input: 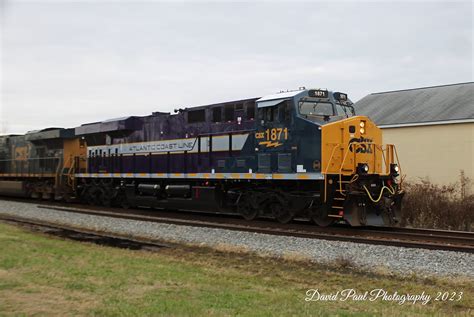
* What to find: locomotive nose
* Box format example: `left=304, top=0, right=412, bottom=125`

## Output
left=317, top=115, right=403, bottom=227
left=321, top=115, right=383, bottom=176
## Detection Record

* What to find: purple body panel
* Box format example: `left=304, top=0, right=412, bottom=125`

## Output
left=82, top=98, right=258, bottom=174
left=89, top=152, right=246, bottom=174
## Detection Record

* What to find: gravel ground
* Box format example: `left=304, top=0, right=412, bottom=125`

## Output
left=0, top=199, right=473, bottom=279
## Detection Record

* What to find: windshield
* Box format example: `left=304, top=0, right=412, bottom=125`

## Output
left=335, top=103, right=355, bottom=117
left=298, top=101, right=334, bottom=116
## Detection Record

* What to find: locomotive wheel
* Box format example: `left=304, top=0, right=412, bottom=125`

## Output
left=115, top=191, right=134, bottom=209
left=238, top=196, right=258, bottom=221
left=101, top=190, right=113, bottom=207
left=311, top=205, right=335, bottom=227
left=119, top=196, right=131, bottom=209
left=85, top=187, right=96, bottom=205
left=99, top=181, right=114, bottom=207
left=86, top=186, right=104, bottom=206
left=271, top=202, right=294, bottom=224
left=63, top=193, right=74, bottom=203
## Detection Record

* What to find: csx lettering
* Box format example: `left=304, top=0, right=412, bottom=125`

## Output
left=349, top=137, right=373, bottom=154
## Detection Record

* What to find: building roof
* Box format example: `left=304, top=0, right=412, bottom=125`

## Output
left=354, top=82, right=474, bottom=127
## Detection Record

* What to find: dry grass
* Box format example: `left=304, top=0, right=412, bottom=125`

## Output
left=214, top=242, right=250, bottom=254
left=1, top=285, right=99, bottom=316
left=401, top=171, right=474, bottom=231
left=332, top=256, right=356, bottom=270
left=280, top=251, right=312, bottom=263
left=1, top=222, right=474, bottom=316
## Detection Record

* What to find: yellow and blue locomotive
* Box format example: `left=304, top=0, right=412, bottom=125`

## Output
left=0, top=88, right=404, bottom=226
left=74, top=88, right=403, bottom=226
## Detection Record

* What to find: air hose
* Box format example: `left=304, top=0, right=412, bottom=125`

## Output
left=362, top=183, right=395, bottom=203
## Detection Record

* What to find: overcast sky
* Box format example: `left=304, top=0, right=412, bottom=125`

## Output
left=0, top=0, right=472, bottom=134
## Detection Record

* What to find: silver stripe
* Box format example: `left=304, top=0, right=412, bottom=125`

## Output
left=74, top=172, right=324, bottom=180
left=87, top=134, right=249, bottom=157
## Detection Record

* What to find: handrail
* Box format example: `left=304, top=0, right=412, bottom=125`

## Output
left=323, top=144, right=340, bottom=175
left=323, top=144, right=340, bottom=202
left=0, top=156, right=62, bottom=162
left=323, top=141, right=400, bottom=196
left=54, top=157, right=63, bottom=188
left=337, top=142, right=359, bottom=195
left=1, top=160, right=59, bottom=175
left=393, top=145, right=403, bottom=189
left=375, top=144, right=388, bottom=175
left=337, top=142, right=377, bottom=195
left=63, top=155, right=77, bottom=188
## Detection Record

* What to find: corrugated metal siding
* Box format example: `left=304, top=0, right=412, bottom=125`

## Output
left=354, top=82, right=474, bottom=125
left=382, top=123, right=473, bottom=192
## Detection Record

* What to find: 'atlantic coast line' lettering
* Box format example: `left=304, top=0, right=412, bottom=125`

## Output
left=127, top=140, right=195, bottom=153
left=88, top=139, right=197, bottom=156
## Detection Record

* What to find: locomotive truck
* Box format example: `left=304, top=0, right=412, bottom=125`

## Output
left=0, top=88, right=403, bottom=226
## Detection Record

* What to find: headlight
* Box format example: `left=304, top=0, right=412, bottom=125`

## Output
left=359, top=121, right=365, bottom=128
left=358, top=163, right=369, bottom=174
left=360, top=128, right=365, bottom=134
left=390, top=164, right=399, bottom=175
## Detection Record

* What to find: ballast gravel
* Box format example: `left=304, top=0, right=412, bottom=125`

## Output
left=0, top=199, right=473, bottom=279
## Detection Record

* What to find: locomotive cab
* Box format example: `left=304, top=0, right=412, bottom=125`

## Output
left=254, top=88, right=357, bottom=175
left=297, top=90, right=355, bottom=123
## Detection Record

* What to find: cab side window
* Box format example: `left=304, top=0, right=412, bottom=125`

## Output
left=279, top=101, right=291, bottom=122
left=258, top=101, right=291, bottom=123
left=259, top=106, right=276, bottom=122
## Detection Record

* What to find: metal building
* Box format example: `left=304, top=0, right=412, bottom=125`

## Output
left=355, top=82, right=474, bottom=193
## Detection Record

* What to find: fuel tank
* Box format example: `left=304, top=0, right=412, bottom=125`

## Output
left=0, top=180, right=28, bottom=197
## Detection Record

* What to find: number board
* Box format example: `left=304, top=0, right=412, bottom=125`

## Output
left=333, top=92, right=348, bottom=101
left=308, top=89, right=329, bottom=98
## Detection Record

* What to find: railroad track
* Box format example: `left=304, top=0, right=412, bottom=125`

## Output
left=0, top=216, right=170, bottom=251
left=1, top=198, right=471, bottom=254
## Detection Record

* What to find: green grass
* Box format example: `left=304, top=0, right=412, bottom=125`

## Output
left=0, top=222, right=472, bottom=316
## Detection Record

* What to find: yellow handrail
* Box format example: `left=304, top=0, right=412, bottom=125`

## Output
left=54, top=157, right=63, bottom=188
left=324, top=141, right=400, bottom=197
left=66, top=156, right=76, bottom=188
left=324, top=144, right=340, bottom=175
left=338, top=142, right=379, bottom=195
left=393, top=145, right=403, bottom=189
left=338, top=142, right=358, bottom=195
left=323, top=144, right=340, bottom=202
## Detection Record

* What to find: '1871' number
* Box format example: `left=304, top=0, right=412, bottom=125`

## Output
left=264, top=128, right=288, bottom=141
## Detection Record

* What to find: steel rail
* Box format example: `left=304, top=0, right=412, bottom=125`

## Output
left=0, top=215, right=171, bottom=251
left=24, top=203, right=474, bottom=254
left=1, top=197, right=472, bottom=253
